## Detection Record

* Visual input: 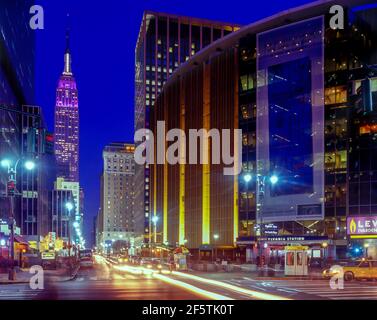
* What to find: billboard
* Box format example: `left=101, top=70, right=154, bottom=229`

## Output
left=256, top=16, right=325, bottom=223
left=347, top=216, right=377, bottom=238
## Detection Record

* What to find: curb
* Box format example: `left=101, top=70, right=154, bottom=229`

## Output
left=0, top=280, right=30, bottom=285
left=0, top=265, right=81, bottom=285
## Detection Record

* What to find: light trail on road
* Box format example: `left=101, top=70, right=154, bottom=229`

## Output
left=171, top=271, right=291, bottom=301
left=111, top=261, right=290, bottom=300
left=113, top=265, right=232, bottom=300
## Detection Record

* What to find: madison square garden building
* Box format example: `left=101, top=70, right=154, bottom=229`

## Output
left=149, top=0, right=377, bottom=261
left=135, top=11, right=240, bottom=243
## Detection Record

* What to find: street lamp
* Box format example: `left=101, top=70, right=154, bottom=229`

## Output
left=66, top=202, right=74, bottom=257
left=66, top=202, right=74, bottom=212
left=1, top=158, right=35, bottom=280
left=269, top=175, right=279, bottom=185
left=1, top=159, right=10, bottom=168
left=256, top=173, right=279, bottom=267
left=24, top=161, right=36, bottom=171
left=243, top=174, right=252, bottom=183
left=152, top=216, right=159, bottom=244
left=213, top=234, right=220, bottom=262
left=243, top=173, right=252, bottom=237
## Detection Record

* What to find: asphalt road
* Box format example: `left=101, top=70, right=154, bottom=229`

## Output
left=44, top=259, right=205, bottom=300
left=201, top=272, right=377, bottom=300
left=0, top=259, right=201, bottom=300
left=2, top=260, right=377, bottom=300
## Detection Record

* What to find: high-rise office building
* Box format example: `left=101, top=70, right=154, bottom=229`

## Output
left=134, top=11, right=241, bottom=243
left=54, top=31, right=79, bottom=183
left=21, top=105, right=56, bottom=240
left=98, top=143, right=136, bottom=250
left=0, top=0, right=35, bottom=226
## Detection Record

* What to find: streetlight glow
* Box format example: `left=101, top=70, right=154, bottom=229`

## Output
left=243, top=174, right=252, bottom=183
left=1, top=159, right=10, bottom=168
left=213, top=234, right=219, bottom=240
left=152, top=216, right=159, bottom=224
left=270, top=175, right=279, bottom=185
left=66, top=202, right=74, bottom=211
left=24, top=161, right=36, bottom=171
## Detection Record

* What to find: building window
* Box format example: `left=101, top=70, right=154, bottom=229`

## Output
left=360, top=124, right=377, bottom=135
left=241, top=104, right=256, bottom=120
left=240, top=74, right=255, bottom=92
left=325, top=86, right=347, bottom=105
left=242, top=133, right=256, bottom=147
left=325, top=151, right=347, bottom=170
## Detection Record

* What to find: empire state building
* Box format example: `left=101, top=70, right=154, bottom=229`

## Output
left=54, top=31, right=79, bottom=182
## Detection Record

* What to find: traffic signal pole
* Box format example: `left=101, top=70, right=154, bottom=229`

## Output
left=9, top=196, right=16, bottom=281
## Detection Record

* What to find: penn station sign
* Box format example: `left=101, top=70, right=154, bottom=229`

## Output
left=347, top=216, right=377, bottom=239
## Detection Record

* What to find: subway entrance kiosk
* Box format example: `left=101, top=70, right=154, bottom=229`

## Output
left=285, top=246, right=309, bottom=276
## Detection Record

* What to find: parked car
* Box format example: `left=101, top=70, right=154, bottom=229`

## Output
left=323, top=259, right=377, bottom=281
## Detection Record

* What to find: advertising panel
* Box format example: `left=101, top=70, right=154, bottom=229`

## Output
left=347, top=216, right=377, bottom=238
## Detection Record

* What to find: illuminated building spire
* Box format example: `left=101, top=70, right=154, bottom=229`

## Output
left=64, top=28, right=72, bottom=75
left=55, top=19, right=79, bottom=183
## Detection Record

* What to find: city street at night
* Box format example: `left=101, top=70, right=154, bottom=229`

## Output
left=2, top=0, right=377, bottom=311
left=2, top=257, right=377, bottom=301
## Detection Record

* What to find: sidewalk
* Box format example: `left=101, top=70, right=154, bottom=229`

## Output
left=187, top=268, right=325, bottom=281
left=0, top=269, right=32, bottom=285
left=0, top=265, right=80, bottom=285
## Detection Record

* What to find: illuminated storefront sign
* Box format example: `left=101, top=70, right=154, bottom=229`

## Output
left=347, top=216, right=377, bottom=239
left=256, top=16, right=325, bottom=223
left=259, top=236, right=328, bottom=243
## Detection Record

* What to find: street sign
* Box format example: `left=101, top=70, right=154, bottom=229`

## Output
left=41, top=252, right=55, bottom=260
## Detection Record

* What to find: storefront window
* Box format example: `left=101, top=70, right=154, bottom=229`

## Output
left=287, top=252, right=295, bottom=266
left=297, top=252, right=303, bottom=266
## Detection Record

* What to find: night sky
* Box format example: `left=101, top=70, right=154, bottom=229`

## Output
left=35, top=0, right=312, bottom=245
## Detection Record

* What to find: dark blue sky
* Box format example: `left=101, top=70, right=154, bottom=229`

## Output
left=35, top=0, right=312, bottom=245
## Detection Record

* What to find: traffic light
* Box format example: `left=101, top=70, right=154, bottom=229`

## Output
left=7, top=180, right=16, bottom=196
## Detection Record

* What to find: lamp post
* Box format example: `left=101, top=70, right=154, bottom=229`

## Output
left=256, top=173, right=279, bottom=267
left=213, top=234, right=220, bottom=262
left=243, top=174, right=252, bottom=236
left=152, top=216, right=159, bottom=244
left=65, top=202, right=74, bottom=257
left=1, top=159, right=35, bottom=281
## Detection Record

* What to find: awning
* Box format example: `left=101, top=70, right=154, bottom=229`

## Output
left=14, top=235, right=29, bottom=246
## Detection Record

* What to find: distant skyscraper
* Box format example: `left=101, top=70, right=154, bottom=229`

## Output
left=98, top=143, right=136, bottom=250
left=54, top=30, right=79, bottom=182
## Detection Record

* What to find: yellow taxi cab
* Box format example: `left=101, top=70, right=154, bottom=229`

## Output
left=323, top=259, right=377, bottom=281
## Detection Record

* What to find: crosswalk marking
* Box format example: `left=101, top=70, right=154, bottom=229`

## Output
left=0, top=289, right=40, bottom=300
left=228, top=278, right=377, bottom=300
